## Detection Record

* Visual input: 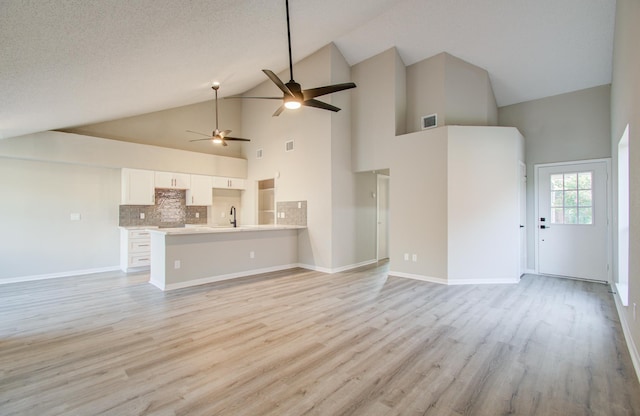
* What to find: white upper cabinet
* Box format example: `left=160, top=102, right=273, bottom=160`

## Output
left=155, top=171, right=191, bottom=189
left=187, top=175, right=213, bottom=206
left=121, top=168, right=155, bottom=205
left=212, top=176, right=246, bottom=190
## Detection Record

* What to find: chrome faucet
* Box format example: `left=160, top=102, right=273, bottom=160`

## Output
left=230, top=206, right=237, bottom=228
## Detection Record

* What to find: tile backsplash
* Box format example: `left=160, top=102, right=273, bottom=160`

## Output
left=276, top=201, right=307, bottom=226
left=119, top=189, right=207, bottom=227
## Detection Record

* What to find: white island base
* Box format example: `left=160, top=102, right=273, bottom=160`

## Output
left=148, top=226, right=303, bottom=291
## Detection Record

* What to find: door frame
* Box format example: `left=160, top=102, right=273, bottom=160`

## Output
left=376, top=174, right=390, bottom=261
left=533, top=158, right=612, bottom=282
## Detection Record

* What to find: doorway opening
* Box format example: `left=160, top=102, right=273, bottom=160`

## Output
left=258, top=178, right=275, bottom=225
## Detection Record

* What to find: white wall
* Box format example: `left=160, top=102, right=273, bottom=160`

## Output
left=330, top=44, right=359, bottom=269
left=406, top=53, right=446, bottom=131
left=447, top=126, right=523, bottom=282
left=405, top=52, right=498, bottom=133
left=389, top=128, right=449, bottom=281
left=610, top=0, right=640, bottom=373
left=0, top=158, right=120, bottom=280
left=351, top=48, right=402, bottom=172
left=0, top=131, right=247, bottom=281
left=65, top=95, right=245, bottom=158
left=241, top=43, right=359, bottom=271
left=0, top=131, right=247, bottom=177
left=498, top=85, right=612, bottom=271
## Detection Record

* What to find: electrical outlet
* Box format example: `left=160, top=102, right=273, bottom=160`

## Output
left=221, top=212, right=225, bottom=218
left=174, top=260, right=181, bottom=269
left=298, top=202, right=302, bottom=209
left=70, top=213, right=81, bottom=221
left=404, top=253, right=409, bottom=261
left=412, top=254, right=418, bottom=262
left=140, top=212, right=145, bottom=220
left=250, top=251, right=255, bottom=259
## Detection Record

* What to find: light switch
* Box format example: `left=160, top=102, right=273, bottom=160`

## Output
left=174, top=260, right=181, bottom=269
left=70, top=213, right=81, bottom=221
left=404, top=253, right=409, bottom=261
left=298, top=202, right=302, bottom=209
left=140, top=212, right=145, bottom=220
left=195, top=212, right=199, bottom=218
left=412, top=254, right=417, bottom=262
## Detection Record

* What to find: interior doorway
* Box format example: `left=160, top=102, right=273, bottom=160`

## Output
left=377, top=174, right=390, bottom=261
left=258, top=178, right=275, bottom=225
left=535, top=159, right=611, bottom=282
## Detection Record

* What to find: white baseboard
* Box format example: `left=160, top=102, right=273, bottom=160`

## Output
left=297, top=259, right=378, bottom=274
left=613, top=290, right=640, bottom=384
left=388, top=271, right=519, bottom=285
left=158, top=264, right=300, bottom=291
left=525, top=268, right=537, bottom=275
left=388, top=271, right=448, bottom=285
left=0, top=266, right=121, bottom=284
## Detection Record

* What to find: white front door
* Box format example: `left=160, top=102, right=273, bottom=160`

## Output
left=536, top=160, right=610, bottom=282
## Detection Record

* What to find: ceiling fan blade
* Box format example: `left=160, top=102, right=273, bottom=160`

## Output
left=189, top=137, right=214, bottom=142
left=222, top=140, right=229, bottom=147
left=302, top=82, right=357, bottom=100
left=225, top=136, right=251, bottom=142
left=272, top=104, right=286, bottom=117
left=263, top=69, right=293, bottom=96
left=220, top=130, right=232, bottom=138
left=303, top=99, right=341, bottom=112
left=186, top=130, right=210, bottom=137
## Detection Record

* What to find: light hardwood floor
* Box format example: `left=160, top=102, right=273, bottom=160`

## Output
left=1, top=263, right=639, bottom=415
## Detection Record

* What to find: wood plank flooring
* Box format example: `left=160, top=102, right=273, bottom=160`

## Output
left=1, top=263, right=639, bottom=415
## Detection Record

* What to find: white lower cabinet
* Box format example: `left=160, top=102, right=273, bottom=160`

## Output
left=120, top=228, right=153, bottom=272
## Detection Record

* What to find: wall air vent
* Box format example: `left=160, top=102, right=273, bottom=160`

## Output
left=421, top=114, right=437, bottom=130
left=285, top=140, right=294, bottom=152
left=256, top=149, right=263, bottom=159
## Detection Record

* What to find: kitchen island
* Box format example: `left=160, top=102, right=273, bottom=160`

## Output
left=148, top=225, right=304, bottom=290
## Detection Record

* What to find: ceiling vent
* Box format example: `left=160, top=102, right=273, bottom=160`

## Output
left=421, top=114, right=437, bottom=130
left=256, top=148, right=263, bottom=159
left=285, top=140, right=294, bottom=152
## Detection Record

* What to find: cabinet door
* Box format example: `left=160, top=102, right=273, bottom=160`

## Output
left=187, top=175, right=213, bottom=206
left=173, top=173, right=191, bottom=189
left=212, top=176, right=246, bottom=190
left=228, top=178, right=246, bottom=190
left=122, top=169, right=155, bottom=205
left=212, top=176, right=230, bottom=189
left=155, top=171, right=190, bottom=189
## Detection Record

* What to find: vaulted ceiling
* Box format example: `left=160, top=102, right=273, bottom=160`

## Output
left=0, top=0, right=615, bottom=140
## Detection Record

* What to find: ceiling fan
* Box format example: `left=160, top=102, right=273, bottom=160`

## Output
left=229, top=0, right=356, bottom=116
left=188, top=82, right=250, bottom=146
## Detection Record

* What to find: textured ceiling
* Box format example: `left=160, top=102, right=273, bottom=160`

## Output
left=0, top=0, right=615, bottom=140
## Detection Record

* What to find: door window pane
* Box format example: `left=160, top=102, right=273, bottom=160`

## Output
left=550, top=171, right=593, bottom=225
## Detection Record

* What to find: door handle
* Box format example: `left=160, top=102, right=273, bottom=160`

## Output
left=520, top=225, right=524, bottom=228
left=540, top=225, right=550, bottom=229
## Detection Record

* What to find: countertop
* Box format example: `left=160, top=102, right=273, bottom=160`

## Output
left=147, top=224, right=306, bottom=235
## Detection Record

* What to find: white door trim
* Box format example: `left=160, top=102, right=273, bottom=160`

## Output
left=533, top=158, right=612, bottom=282
left=376, top=174, right=390, bottom=261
